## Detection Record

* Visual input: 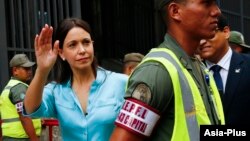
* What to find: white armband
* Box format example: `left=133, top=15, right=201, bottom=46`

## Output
left=115, top=98, right=160, bottom=137
left=15, top=101, right=23, bottom=113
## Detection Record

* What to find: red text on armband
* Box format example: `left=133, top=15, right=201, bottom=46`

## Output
left=115, top=98, right=160, bottom=137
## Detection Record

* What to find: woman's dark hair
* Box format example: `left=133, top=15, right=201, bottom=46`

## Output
left=50, top=18, right=98, bottom=84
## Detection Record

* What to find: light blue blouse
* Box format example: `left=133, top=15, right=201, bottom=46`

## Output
left=24, top=67, right=128, bottom=141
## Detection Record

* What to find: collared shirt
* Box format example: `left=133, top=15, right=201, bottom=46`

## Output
left=125, top=34, right=217, bottom=141
left=161, top=34, right=210, bottom=90
left=24, top=67, right=128, bottom=141
left=162, top=34, right=218, bottom=125
left=206, top=47, right=232, bottom=92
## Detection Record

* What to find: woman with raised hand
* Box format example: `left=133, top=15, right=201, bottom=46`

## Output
left=24, top=18, right=128, bottom=141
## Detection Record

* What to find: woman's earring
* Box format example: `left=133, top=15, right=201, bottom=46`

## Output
left=62, top=58, right=65, bottom=61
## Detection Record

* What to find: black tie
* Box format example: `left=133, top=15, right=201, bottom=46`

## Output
left=210, top=65, right=223, bottom=96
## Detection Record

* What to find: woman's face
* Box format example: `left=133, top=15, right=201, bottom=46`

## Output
left=59, top=27, right=94, bottom=71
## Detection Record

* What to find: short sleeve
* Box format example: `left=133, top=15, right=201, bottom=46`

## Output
left=9, top=83, right=28, bottom=104
left=125, top=61, right=173, bottom=113
left=23, top=82, right=57, bottom=118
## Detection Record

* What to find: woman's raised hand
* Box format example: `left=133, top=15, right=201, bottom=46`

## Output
left=34, top=24, right=59, bottom=75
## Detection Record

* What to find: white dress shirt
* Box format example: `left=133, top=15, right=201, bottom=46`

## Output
left=206, top=47, right=233, bottom=93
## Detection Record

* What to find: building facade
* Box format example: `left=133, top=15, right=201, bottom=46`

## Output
left=1, top=0, right=250, bottom=90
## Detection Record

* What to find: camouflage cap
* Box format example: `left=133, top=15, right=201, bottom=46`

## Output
left=123, top=53, right=144, bottom=63
left=229, top=31, right=250, bottom=48
left=9, top=54, right=35, bottom=67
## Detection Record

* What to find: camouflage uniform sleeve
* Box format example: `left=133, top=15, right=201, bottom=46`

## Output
left=125, top=61, right=173, bottom=113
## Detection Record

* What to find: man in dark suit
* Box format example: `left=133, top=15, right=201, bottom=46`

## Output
left=198, top=15, right=250, bottom=125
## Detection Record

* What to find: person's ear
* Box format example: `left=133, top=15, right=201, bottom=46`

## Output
left=223, top=26, right=230, bottom=39
left=58, top=48, right=65, bottom=61
left=168, top=3, right=182, bottom=22
left=12, top=67, right=19, bottom=76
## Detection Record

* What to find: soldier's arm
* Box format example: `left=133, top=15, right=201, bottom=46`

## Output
left=10, top=84, right=40, bottom=141
left=110, top=126, right=143, bottom=141
left=110, top=62, right=173, bottom=140
left=18, top=112, right=39, bottom=141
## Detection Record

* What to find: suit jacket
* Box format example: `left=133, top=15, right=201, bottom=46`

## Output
left=223, top=51, right=250, bottom=125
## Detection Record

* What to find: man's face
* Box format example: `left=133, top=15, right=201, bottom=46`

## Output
left=198, top=27, right=230, bottom=63
left=13, top=67, right=33, bottom=82
left=180, top=0, right=221, bottom=39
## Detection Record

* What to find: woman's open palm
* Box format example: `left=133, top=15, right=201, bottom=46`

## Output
left=34, top=24, right=59, bottom=73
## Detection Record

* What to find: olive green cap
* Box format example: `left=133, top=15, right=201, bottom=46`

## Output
left=123, top=53, right=144, bottom=63
left=9, top=54, right=35, bottom=67
left=229, top=31, right=250, bottom=48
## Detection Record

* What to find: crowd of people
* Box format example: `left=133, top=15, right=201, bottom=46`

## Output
left=1, top=0, right=250, bottom=141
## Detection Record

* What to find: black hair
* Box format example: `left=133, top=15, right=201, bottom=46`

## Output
left=160, top=0, right=185, bottom=26
left=217, top=14, right=229, bottom=30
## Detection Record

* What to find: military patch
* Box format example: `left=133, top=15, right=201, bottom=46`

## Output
left=20, top=93, right=25, bottom=100
left=132, top=83, right=151, bottom=104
